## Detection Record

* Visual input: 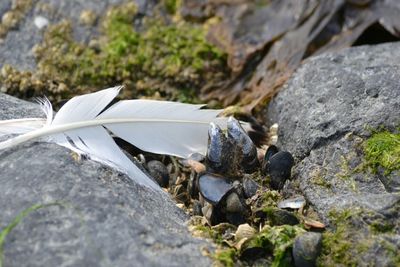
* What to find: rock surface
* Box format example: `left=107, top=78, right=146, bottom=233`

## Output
left=0, top=0, right=157, bottom=70
left=0, top=94, right=212, bottom=267
left=268, top=42, right=400, bottom=265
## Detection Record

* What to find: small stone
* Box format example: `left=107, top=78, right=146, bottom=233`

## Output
left=243, top=176, right=259, bottom=198
left=235, top=223, right=256, bottom=241
left=176, top=203, right=185, bottom=209
left=34, top=16, right=49, bottom=30
left=146, top=160, right=169, bottom=188
left=293, top=232, right=322, bottom=267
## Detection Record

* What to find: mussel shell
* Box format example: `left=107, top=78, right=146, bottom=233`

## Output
left=202, top=203, right=225, bottom=225
left=198, top=173, right=234, bottom=206
left=260, top=208, right=300, bottom=226
left=243, top=176, right=260, bottom=199
left=277, top=196, right=306, bottom=210
left=264, top=151, right=294, bottom=190
left=188, top=171, right=199, bottom=199
left=225, top=212, right=247, bottom=226
left=264, top=145, right=279, bottom=161
left=227, top=117, right=259, bottom=172
left=206, top=123, right=231, bottom=173
left=225, top=192, right=248, bottom=215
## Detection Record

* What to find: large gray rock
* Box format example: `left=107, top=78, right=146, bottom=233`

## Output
left=267, top=42, right=400, bottom=266
left=0, top=94, right=212, bottom=266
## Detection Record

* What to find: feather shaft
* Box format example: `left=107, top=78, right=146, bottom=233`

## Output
left=0, top=117, right=217, bottom=150
left=0, top=118, right=46, bottom=137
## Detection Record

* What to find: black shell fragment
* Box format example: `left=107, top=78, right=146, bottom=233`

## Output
left=198, top=173, right=234, bottom=205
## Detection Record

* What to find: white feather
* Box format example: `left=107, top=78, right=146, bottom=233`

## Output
left=0, top=86, right=228, bottom=190
left=0, top=118, right=46, bottom=137
left=0, top=97, right=54, bottom=138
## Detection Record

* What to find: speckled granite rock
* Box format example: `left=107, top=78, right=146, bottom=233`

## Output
left=267, top=42, right=400, bottom=266
left=0, top=94, right=212, bottom=267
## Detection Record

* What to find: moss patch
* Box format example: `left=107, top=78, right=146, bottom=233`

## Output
left=317, top=209, right=359, bottom=267
left=243, top=225, right=305, bottom=267
left=364, top=130, right=400, bottom=175
left=309, top=167, right=332, bottom=189
left=317, top=205, right=400, bottom=267
left=214, top=248, right=236, bottom=267
left=0, top=2, right=227, bottom=105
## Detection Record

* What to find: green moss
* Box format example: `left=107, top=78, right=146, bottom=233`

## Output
left=370, top=221, right=395, bottom=234
left=193, top=225, right=224, bottom=244
left=214, top=248, right=236, bottom=267
left=379, top=240, right=400, bottom=265
left=0, top=2, right=227, bottom=104
left=318, top=211, right=355, bottom=266
left=0, top=203, right=61, bottom=267
left=309, top=168, right=332, bottom=188
left=317, top=208, right=364, bottom=267
left=336, top=156, right=358, bottom=191
left=245, top=225, right=305, bottom=267
left=163, top=0, right=181, bottom=15
left=364, top=130, right=400, bottom=175
left=261, top=190, right=281, bottom=207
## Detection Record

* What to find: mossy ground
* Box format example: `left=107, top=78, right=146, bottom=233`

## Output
left=0, top=1, right=228, bottom=106
left=189, top=187, right=310, bottom=267
left=317, top=207, right=399, bottom=267
left=210, top=224, right=305, bottom=267
left=364, top=130, right=400, bottom=175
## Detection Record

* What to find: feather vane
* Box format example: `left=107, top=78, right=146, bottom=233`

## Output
left=0, top=87, right=227, bottom=190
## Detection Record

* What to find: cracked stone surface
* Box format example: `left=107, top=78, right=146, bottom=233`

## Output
left=268, top=42, right=400, bottom=160
left=267, top=42, right=400, bottom=265
left=0, top=94, right=213, bottom=267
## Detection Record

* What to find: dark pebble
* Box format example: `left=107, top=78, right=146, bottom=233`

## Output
left=293, top=232, right=322, bottom=267
left=146, top=160, right=169, bottom=188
